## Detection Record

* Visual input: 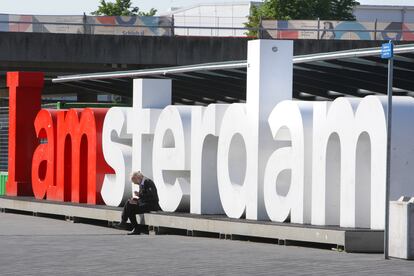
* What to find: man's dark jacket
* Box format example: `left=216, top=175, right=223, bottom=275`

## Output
left=138, top=178, right=160, bottom=210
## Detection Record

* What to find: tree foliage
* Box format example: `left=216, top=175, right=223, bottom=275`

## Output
left=245, top=0, right=360, bottom=36
left=91, top=0, right=156, bottom=16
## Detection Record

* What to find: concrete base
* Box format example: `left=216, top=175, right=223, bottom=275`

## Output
left=389, top=197, right=414, bottom=259
left=0, top=196, right=383, bottom=253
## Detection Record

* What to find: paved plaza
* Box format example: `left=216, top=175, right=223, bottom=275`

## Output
left=0, top=212, right=413, bottom=275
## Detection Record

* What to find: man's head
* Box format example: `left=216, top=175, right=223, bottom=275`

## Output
left=131, top=171, right=144, bottom=185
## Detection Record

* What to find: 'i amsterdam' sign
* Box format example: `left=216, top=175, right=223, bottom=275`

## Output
left=6, top=40, right=414, bottom=230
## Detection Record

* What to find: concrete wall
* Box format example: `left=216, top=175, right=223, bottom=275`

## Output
left=0, top=32, right=410, bottom=76
left=0, top=32, right=249, bottom=67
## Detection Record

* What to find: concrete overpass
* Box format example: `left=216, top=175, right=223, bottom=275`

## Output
left=0, top=32, right=410, bottom=100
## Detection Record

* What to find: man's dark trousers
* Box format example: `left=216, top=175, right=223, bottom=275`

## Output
left=121, top=199, right=153, bottom=229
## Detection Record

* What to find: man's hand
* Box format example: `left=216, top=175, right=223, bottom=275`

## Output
left=128, top=197, right=138, bottom=204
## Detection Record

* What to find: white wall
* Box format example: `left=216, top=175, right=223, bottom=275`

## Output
left=162, top=2, right=258, bottom=37
left=163, top=2, right=414, bottom=38
left=354, top=5, right=414, bottom=23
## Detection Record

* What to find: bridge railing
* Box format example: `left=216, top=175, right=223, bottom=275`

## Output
left=261, top=20, right=414, bottom=41
left=0, top=14, right=174, bottom=36
left=0, top=14, right=414, bottom=41
left=0, top=106, right=8, bottom=172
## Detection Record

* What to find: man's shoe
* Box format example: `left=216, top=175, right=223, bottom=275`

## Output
left=127, top=227, right=141, bottom=235
left=113, top=221, right=129, bottom=230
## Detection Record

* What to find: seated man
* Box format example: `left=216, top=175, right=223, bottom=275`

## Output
left=115, top=171, right=160, bottom=235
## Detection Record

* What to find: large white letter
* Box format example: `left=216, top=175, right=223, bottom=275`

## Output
left=311, top=96, right=389, bottom=229
left=101, top=107, right=132, bottom=207
left=217, top=104, right=253, bottom=218
left=191, top=104, right=229, bottom=214
left=264, top=101, right=313, bottom=223
left=246, top=39, right=293, bottom=220
left=127, top=79, right=171, bottom=195
left=153, top=106, right=192, bottom=212
left=385, top=96, right=414, bottom=229
left=217, top=39, right=294, bottom=220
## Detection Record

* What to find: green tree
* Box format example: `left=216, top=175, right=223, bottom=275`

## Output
left=245, top=0, right=359, bottom=36
left=331, top=0, right=359, bottom=20
left=91, top=0, right=157, bottom=16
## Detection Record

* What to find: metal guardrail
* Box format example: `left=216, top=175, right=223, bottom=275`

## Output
left=0, top=107, right=8, bottom=172
left=1, top=19, right=414, bottom=40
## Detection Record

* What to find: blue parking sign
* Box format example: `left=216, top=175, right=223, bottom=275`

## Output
left=381, top=42, right=393, bottom=59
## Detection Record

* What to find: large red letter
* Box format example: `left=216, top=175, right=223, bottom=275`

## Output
left=56, top=108, right=113, bottom=204
left=55, top=110, right=72, bottom=202
left=6, top=72, right=43, bottom=196
left=31, top=109, right=57, bottom=199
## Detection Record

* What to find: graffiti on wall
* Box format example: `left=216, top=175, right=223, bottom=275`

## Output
left=0, top=14, right=172, bottom=36
left=1, top=14, right=414, bottom=40
left=262, top=20, right=414, bottom=41
left=88, top=16, right=172, bottom=36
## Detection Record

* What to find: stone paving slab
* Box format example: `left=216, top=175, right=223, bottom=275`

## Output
left=0, top=213, right=413, bottom=276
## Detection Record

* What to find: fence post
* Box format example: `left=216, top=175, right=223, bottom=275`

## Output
left=258, top=16, right=262, bottom=39
left=374, top=19, right=378, bottom=41
left=83, top=12, right=87, bottom=34
left=171, top=15, right=175, bottom=37
left=216, top=16, right=219, bottom=36
left=317, top=18, right=320, bottom=40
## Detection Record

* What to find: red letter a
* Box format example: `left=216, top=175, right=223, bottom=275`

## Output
left=31, top=109, right=57, bottom=199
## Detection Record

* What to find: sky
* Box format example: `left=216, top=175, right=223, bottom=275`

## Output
left=0, top=0, right=413, bottom=15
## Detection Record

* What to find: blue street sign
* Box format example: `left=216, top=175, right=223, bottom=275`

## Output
left=381, top=42, right=394, bottom=59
